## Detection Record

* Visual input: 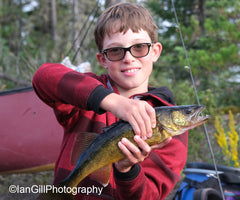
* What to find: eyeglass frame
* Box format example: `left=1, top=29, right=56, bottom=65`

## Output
left=101, top=42, right=154, bottom=62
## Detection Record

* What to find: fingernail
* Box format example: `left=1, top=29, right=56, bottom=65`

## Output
left=134, top=135, right=140, bottom=142
left=152, top=123, right=156, bottom=128
left=121, top=138, right=127, bottom=143
left=143, top=136, right=147, bottom=140
left=118, top=141, right=122, bottom=147
left=134, top=135, right=140, bottom=139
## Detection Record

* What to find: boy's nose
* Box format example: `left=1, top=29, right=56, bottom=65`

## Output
left=123, top=51, right=135, bottom=61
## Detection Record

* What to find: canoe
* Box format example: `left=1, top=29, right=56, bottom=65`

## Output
left=0, top=86, right=63, bottom=174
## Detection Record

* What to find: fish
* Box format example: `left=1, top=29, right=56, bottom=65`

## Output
left=36, top=105, right=209, bottom=200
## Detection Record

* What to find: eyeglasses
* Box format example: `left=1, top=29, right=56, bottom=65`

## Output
left=101, top=43, right=153, bottom=62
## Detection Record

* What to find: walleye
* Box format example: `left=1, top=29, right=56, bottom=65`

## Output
left=37, top=105, right=208, bottom=200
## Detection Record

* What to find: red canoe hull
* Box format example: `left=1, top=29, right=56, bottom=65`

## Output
left=0, top=87, right=63, bottom=173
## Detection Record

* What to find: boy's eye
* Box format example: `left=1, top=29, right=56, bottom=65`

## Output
left=108, top=48, right=122, bottom=53
left=132, top=43, right=146, bottom=51
left=133, top=44, right=144, bottom=49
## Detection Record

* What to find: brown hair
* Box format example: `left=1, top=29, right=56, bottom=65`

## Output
left=94, top=3, right=158, bottom=51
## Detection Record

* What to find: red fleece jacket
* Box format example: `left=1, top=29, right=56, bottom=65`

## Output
left=32, top=63, right=188, bottom=200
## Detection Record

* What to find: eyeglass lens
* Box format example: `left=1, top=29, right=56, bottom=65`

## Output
left=103, top=43, right=151, bottom=61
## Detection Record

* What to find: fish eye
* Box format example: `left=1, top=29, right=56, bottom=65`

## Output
left=185, top=108, right=192, bottom=115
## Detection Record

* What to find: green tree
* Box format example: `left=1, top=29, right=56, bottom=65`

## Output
left=0, top=0, right=100, bottom=89
left=147, top=0, right=240, bottom=109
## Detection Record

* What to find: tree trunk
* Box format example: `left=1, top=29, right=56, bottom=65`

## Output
left=198, top=0, right=205, bottom=35
left=50, top=0, right=57, bottom=41
left=72, top=0, right=82, bottom=64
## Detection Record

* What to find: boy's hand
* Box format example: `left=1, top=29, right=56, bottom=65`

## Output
left=115, top=135, right=150, bottom=172
left=114, top=136, right=172, bottom=172
left=100, top=93, right=156, bottom=140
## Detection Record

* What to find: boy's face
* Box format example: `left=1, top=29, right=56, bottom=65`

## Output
left=97, top=29, right=162, bottom=95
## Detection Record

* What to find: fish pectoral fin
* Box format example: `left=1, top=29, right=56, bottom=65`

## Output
left=151, top=137, right=172, bottom=150
left=71, top=132, right=99, bottom=165
left=89, top=165, right=112, bottom=187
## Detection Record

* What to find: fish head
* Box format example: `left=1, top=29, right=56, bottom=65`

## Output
left=156, top=105, right=209, bottom=135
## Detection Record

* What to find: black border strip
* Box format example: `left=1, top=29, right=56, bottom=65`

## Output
left=0, top=86, right=33, bottom=96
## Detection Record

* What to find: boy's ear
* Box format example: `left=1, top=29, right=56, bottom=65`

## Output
left=152, top=42, right=162, bottom=63
left=96, top=53, right=108, bottom=69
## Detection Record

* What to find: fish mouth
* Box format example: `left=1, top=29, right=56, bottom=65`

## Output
left=190, top=106, right=209, bottom=127
left=170, top=106, right=209, bottom=135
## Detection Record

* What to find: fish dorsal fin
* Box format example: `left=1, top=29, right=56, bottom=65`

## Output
left=71, top=132, right=99, bottom=165
left=89, top=165, right=112, bottom=187
left=102, top=120, right=126, bottom=132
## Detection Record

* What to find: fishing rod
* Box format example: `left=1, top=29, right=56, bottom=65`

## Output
left=170, top=0, right=226, bottom=199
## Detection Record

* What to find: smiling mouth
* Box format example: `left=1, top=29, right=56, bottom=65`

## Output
left=122, top=68, right=140, bottom=73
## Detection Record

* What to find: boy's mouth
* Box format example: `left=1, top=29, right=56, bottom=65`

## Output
left=121, top=68, right=140, bottom=76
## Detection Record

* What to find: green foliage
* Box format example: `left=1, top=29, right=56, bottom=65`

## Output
left=147, top=0, right=240, bottom=109
left=0, top=0, right=99, bottom=88
left=187, top=128, right=209, bottom=162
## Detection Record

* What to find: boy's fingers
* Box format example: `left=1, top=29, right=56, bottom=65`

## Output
left=120, top=137, right=151, bottom=160
left=130, top=102, right=156, bottom=140
left=116, top=137, right=151, bottom=172
left=125, top=103, right=146, bottom=139
left=118, top=139, right=135, bottom=159
left=129, top=119, right=140, bottom=136
left=134, top=135, right=151, bottom=156
left=150, top=106, right=156, bottom=128
left=134, top=112, right=147, bottom=140
left=141, top=111, right=152, bottom=139
left=145, top=104, right=156, bottom=138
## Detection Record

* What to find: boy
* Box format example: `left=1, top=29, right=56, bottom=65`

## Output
left=32, top=3, right=188, bottom=199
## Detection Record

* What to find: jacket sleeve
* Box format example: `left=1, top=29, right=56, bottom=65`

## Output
left=32, top=63, right=112, bottom=127
left=113, top=87, right=188, bottom=200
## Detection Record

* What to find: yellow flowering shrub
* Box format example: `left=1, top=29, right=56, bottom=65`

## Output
left=214, top=111, right=239, bottom=167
